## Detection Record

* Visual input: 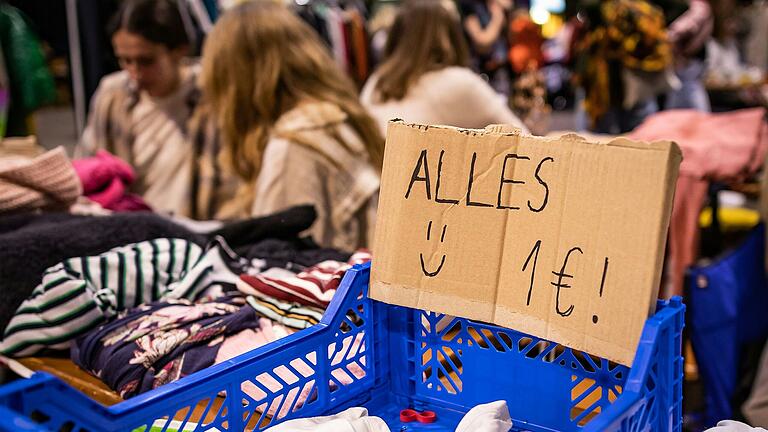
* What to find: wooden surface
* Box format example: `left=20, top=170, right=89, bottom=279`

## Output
left=19, top=357, right=123, bottom=406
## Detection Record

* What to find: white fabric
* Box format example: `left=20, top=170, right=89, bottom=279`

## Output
left=706, top=39, right=748, bottom=83
left=164, top=214, right=224, bottom=234
left=455, top=400, right=513, bottom=432
left=360, top=66, right=528, bottom=135
left=705, top=420, right=768, bottom=431
left=264, top=407, right=389, bottom=432
left=263, top=401, right=512, bottom=432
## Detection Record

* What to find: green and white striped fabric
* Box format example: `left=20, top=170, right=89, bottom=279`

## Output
left=1, top=238, right=241, bottom=357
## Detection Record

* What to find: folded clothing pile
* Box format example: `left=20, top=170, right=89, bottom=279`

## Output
left=0, top=205, right=371, bottom=406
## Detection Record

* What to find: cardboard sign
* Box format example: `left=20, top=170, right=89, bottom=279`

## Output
left=370, top=121, right=681, bottom=365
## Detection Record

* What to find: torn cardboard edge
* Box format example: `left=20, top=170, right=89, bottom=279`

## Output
left=371, top=120, right=682, bottom=366
left=389, top=119, right=680, bottom=154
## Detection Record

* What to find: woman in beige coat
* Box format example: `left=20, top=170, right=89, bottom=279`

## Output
left=199, top=1, right=384, bottom=251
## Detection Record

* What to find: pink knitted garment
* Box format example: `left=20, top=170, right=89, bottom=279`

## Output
left=0, top=146, right=82, bottom=213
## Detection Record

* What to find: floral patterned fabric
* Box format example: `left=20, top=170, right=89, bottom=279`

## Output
left=71, top=295, right=260, bottom=398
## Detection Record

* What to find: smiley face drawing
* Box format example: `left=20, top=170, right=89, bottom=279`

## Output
left=420, top=221, right=447, bottom=277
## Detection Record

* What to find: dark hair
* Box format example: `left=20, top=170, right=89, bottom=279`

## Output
left=109, top=0, right=189, bottom=50
left=373, top=0, right=469, bottom=103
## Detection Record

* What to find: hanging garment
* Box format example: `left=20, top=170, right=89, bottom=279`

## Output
left=237, top=250, right=372, bottom=308
left=296, top=5, right=331, bottom=47
left=0, top=3, right=56, bottom=136
left=629, top=108, right=768, bottom=297
left=508, top=14, right=544, bottom=74
left=325, top=8, right=349, bottom=73
left=186, top=0, right=213, bottom=33
left=0, top=147, right=82, bottom=214
left=344, top=9, right=369, bottom=86
left=73, top=150, right=150, bottom=212
left=72, top=295, right=259, bottom=398
left=573, top=0, right=671, bottom=126
left=0, top=237, right=251, bottom=357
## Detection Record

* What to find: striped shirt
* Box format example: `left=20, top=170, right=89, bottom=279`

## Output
left=1, top=238, right=242, bottom=357
left=245, top=295, right=324, bottom=330
left=237, top=251, right=371, bottom=308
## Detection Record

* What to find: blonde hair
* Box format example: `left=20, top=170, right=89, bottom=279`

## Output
left=373, top=0, right=469, bottom=103
left=201, top=1, right=384, bottom=182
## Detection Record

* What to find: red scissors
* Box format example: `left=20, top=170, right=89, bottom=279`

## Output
left=399, top=408, right=437, bottom=424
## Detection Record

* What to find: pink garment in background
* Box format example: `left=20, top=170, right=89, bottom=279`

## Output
left=629, top=108, right=768, bottom=297
left=72, top=150, right=151, bottom=212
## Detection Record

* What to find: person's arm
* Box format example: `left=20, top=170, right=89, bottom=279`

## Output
left=463, top=1, right=506, bottom=53
left=667, top=0, right=713, bottom=56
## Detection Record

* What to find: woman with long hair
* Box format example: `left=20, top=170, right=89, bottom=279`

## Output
left=200, top=1, right=384, bottom=250
left=81, top=0, right=204, bottom=216
left=361, top=0, right=526, bottom=135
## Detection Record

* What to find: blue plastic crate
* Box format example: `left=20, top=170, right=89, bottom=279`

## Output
left=0, top=262, right=684, bottom=432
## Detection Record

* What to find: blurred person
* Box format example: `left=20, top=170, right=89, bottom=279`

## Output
left=80, top=0, right=202, bottom=216
left=459, top=0, right=513, bottom=94
left=368, top=5, right=398, bottom=65
left=663, top=0, right=714, bottom=111
left=507, top=9, right=544, bottom=75
left=507, top=9, right=550, bottom=134
left=573, top=0, right=674, bottom=133
left=706, top=10, right=765, bottom=87
left=200, top=1, right=384, bottom=250
left=741, top=0, right=768, bottom=74
left=360, top=0, right=527, bottom=136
